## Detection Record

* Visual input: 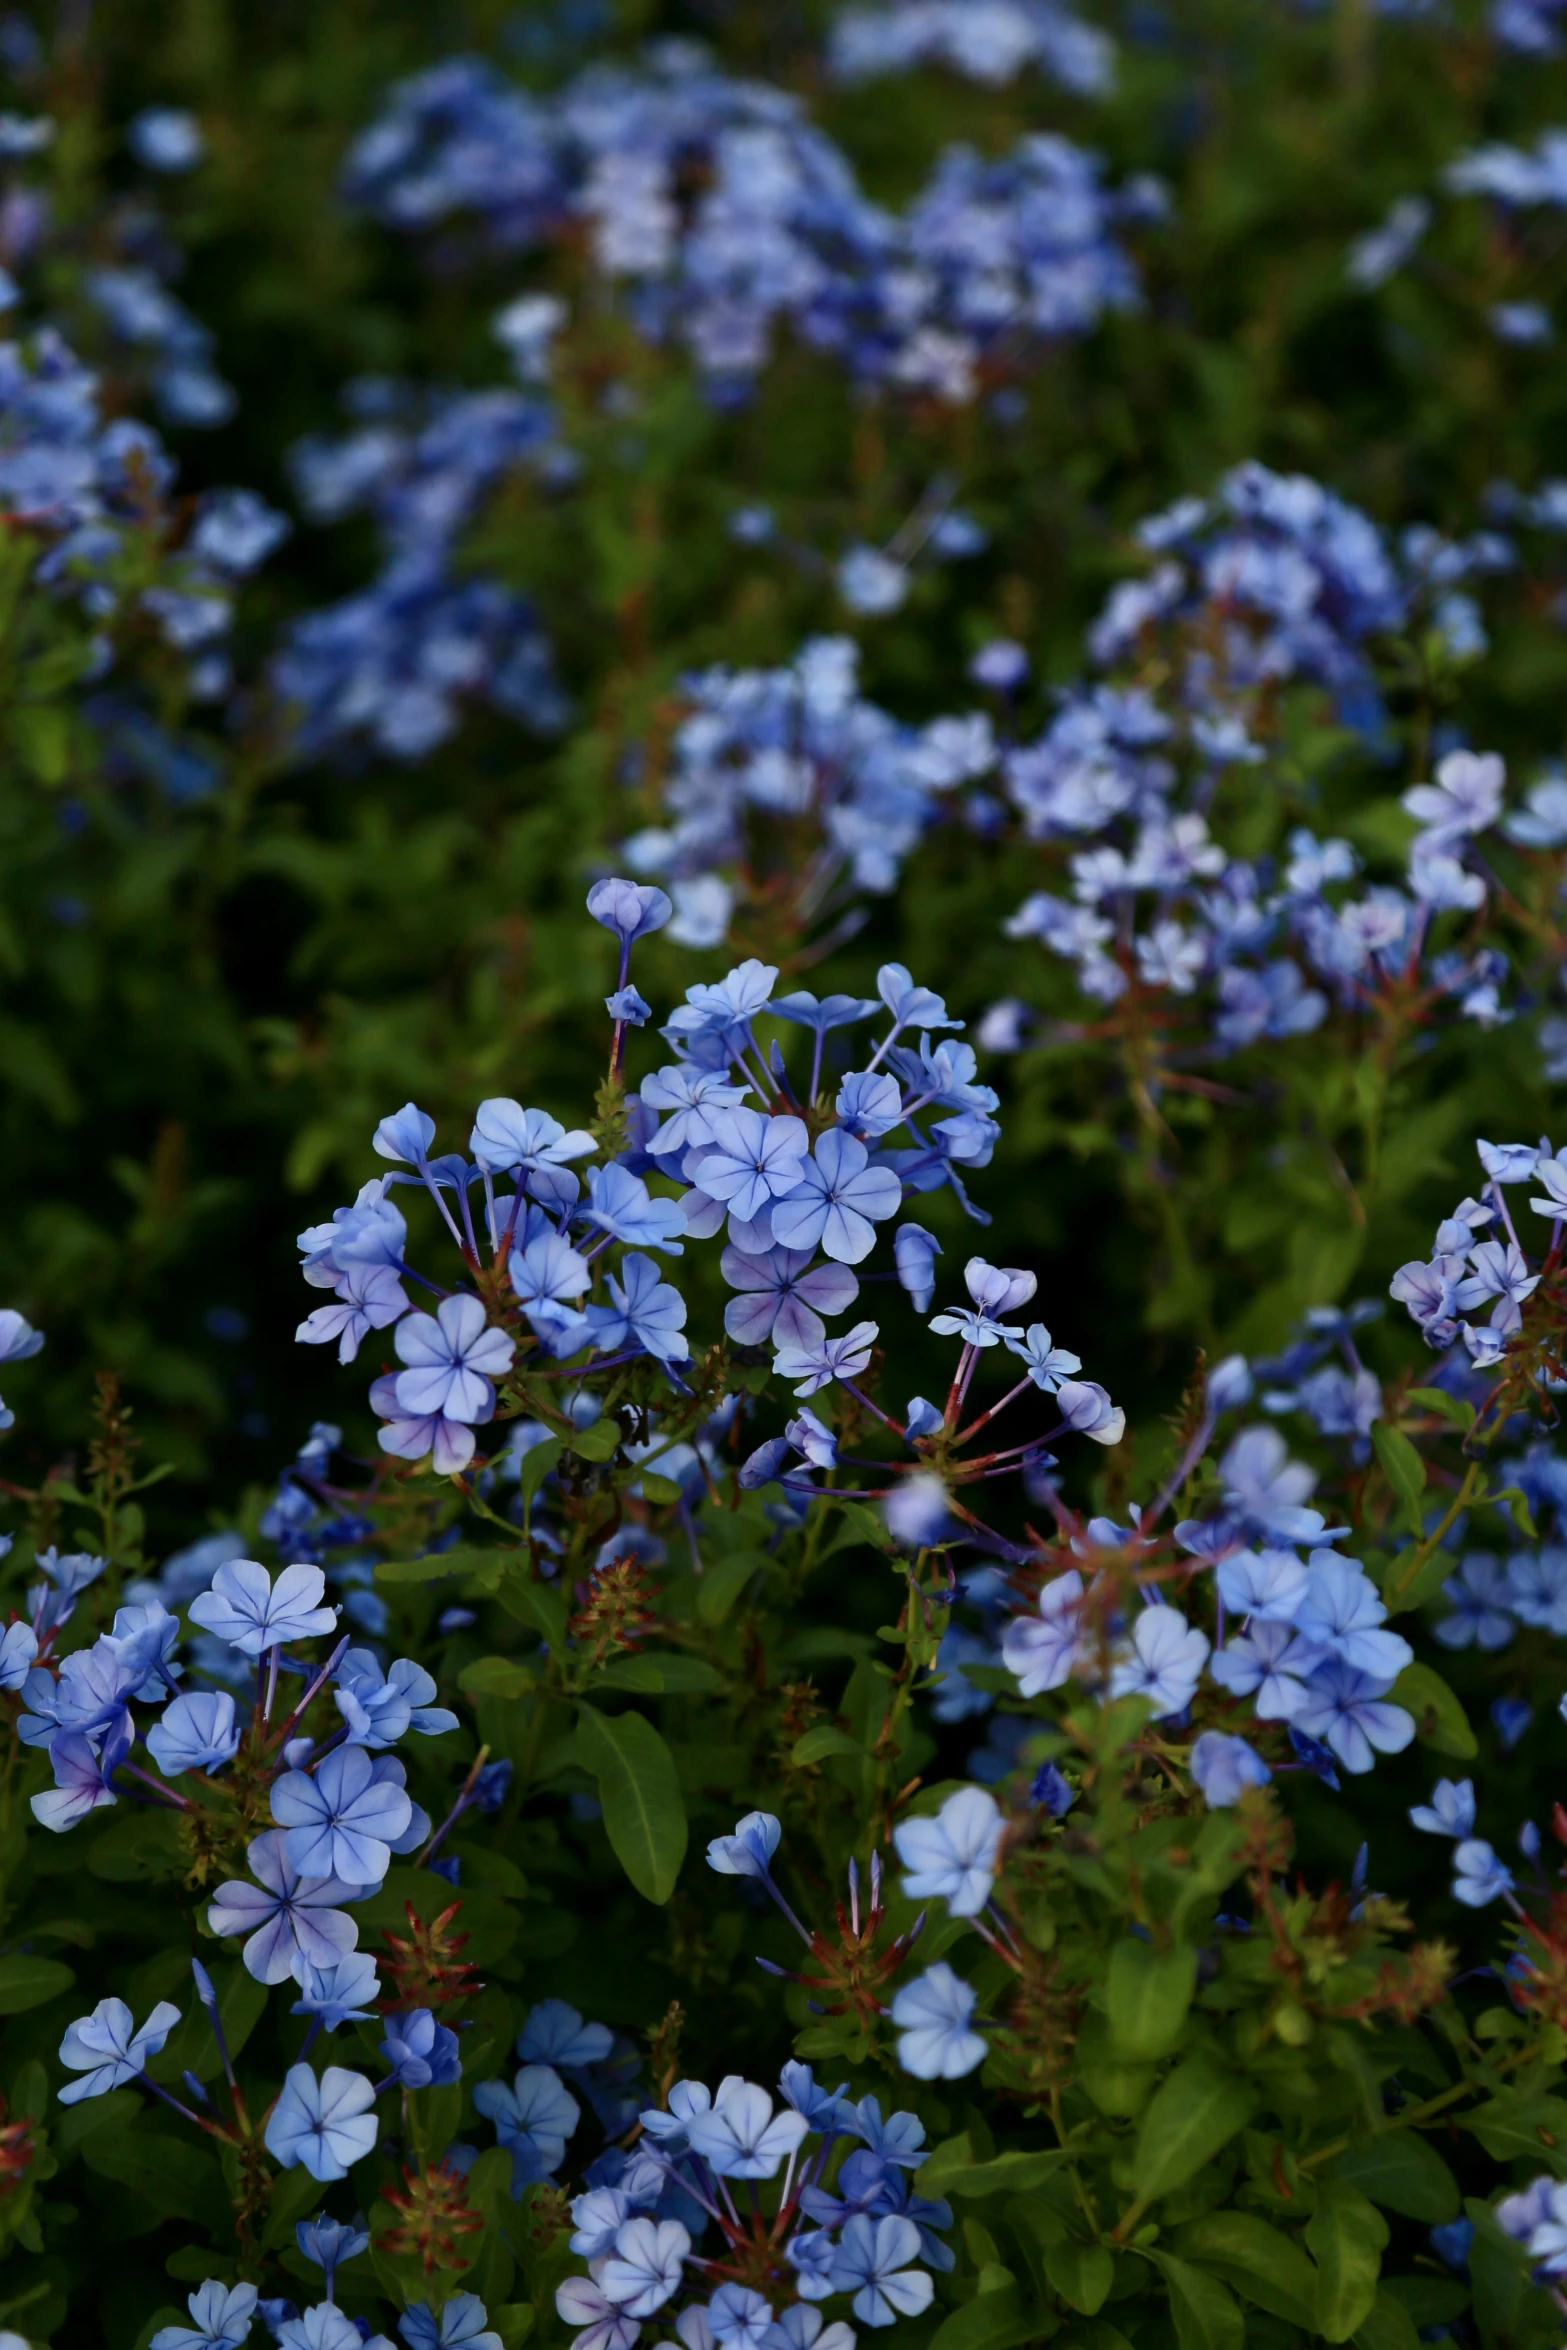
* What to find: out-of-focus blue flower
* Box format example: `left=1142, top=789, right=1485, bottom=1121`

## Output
left=1409, top=1778, right=1476, bottom=1838
left=474, top=2063, right=581, bottom=2191
left=1453, top=1838, right=1514, bottom=1907
left=1190, top=1730, right=1271, bottom=1807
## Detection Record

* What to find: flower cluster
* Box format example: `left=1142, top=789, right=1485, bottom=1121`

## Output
left=826, top=0, right=1114, bottom=94
left=273, top=380, right=567, bottom=761
left=342, top=48, right=1157, bottom=401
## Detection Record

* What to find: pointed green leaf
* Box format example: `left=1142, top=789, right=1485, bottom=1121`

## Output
left=1150, top=2252, right=1244, bottom=2350
left=1043, top=2240, right=1114, bottom=2315
left=928, top=2285, right=1035, bottom=2350
left=1132, top=2056, right=1255, bottom=2203
left=1371, top=1425, right=1426, bottom=1533
left=1307, top=2180, right=1389, bottom=2343
left=575, top=1704, right=688, bottom=1904
left=1328, top=2136, right=1460, bottom=2223
left=0, top=1954, right=74, bottom=2014
left=1389, top=1664, right=1477, bottom=1760
left=1107, top=1939, right=1198, bottom=2062
left=1172, top=2212, right=1317, bottom=2329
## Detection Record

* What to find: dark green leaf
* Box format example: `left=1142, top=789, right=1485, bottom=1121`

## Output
left=567, top=1419, right=620, bottom=1461
left=1132, top=2057, right=1255, bottom=2203
left=792, top=1725, right=864, bottom=1765
left=1328, top=2136, right=1460, bottom=2223
left=1306, top=2180, right=1388, bottom=2343
left=0, top=1955, right=73, bottom=2014
left=1172, top=2213, right=1316, bottom=2330
left=459, top=1656, right=535, bottom=1701
left=1151, top=2253, right=1244, bottom=2350
left=928, top=2284, right=1036, bottom=2350
left=696, top=1550, right=774, bottom=1625
left=1389, top=1664, right=1476, bottom=1760
left=595, top=1654, right=724, bottom=1695
left=1371, top=1425, right=1426, bottom=1533
left=1043, top=2241, right=1114, bottom=2315
left=1106, top=1939, right=1198, bottom=2062
left=1407, top=1388, right=1475, bottom=1431
left=1353, top=2292, right=1422, bottom=2350
left=575, top=1704, right=688, bottom=1904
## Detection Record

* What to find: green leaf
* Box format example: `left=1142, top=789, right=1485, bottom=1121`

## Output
left=568, top=1419, right=620, bottom=1462
left=1464, top=2089, right=1567, bottom=2163
left=1132, top=2056, right=1255, bottom=2203
left=939, top=2149, right=1072, bottom=2198
left=1407, top=1387, right=1475, bottom=1431
left=497, top=1572, right=569, bottom=1649
left=377, top=1545, right=505, bottom=1586
left=792, top=1725, right=865, bottom=1766
left=1353, top=2292, right=1422, bottom=2350
left=1043, top=2241, right=1114, bottom=2316
left=696, top=1550, right=774, bottom=1626
left=575, top=1704, right=688, bottom=1904
left=0, top=1955, right=73, bottom=2014
left=459, top=1656, right=535, bottom=1701
left=595, top=1654, right=724, bottom=1695
left=928, top=2284, right=1036, bottom=2350
left=1327, top=2136, right=1460, bottom=2223
left=1306, top=2179, right=1389, bottom=2343
left=1371, top=1425, right=1426, bottom=1533
left=637, top=1472, right=683, bottom=1505
left=1389, top=1664, right=1477, bottom=1759
left=1151, top=2253, right=1244, bottom=2350
left=516, top=1437, right=565, bottom=1516
left=1106, top=1939, right=1198, bottom=2063
left=1381, top=1543, right=1459, bottom=1617
left=1172, top=2213, right=1317, bottom=2329
left=1484, top=1483, right=1538, bottom=1540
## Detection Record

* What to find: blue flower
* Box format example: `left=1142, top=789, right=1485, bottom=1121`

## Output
left=474, top=2063, right=581, bottom=2191
left=373, top=1103, right=437, bottom=1165
left=290, top=1953, right=381, bottom=2030
left=893, top=1787, right=1003, bottom=1916
left=150, top=2281, right=259, bottom=2350
left=778, top=2061, right=853, bottom=2132
left=1453, top=1839, right=1514, bottom=1907
left=264, top=2063, right=379, bottom=2181
left=1293, top=1659, right=1415, bottom=1775
left=607, top=986, right=651, bottom=1025
left=1409, top=1777, right=1476, bottom=1838
left=381, top=2009, right=462, bottom=2089
left=393, top=1295, right=515, bottom=1424
left=0, top=1310, right=43, bottom=1361
left=720, top=1245, right=858, bottom=1352
left=0, top=1619, right=36, bottom=1691
left=1219, top=1427, right=1330, bottom=1544
left=893, top=1225, right=941, bottom=1311
left=30, top=1730, right=118, bottom=1832
left=830, top=2213, right=934, bottom=2326
left=273, top=1744, right=413, bottom=1886
left=1429, top=2219, right=1474, bottom=2273
left=335, top=1650, right=458, bottom=1746
left=297, top=2213, right=369, bottom=2288
left=641, top=1067, right=751, bottom=1160
left=603, top=1252, right=690, bottom=1364
left=1109, top=1606, right=1209, bottom=1717
left=1435, top=1553, right=1516, bottom=1651
left=470, top=1101, right=597, bottom=1179
left=689, top=1109, right=810, bottom=1226
left=687, top=2081, right=808, bottom=2178
left=772, top=1130, right=902, bottom=1264
left=518, top=2000, right=614, bottom=2068
left=189, top=1560, right=338, bottom=1656
left=401, top=2297, right=504, bottom=2350
left=877, top=966, right=959, bottom=1032
left=598, top=2217, right=692, bottom=2318
left=1003, top=1325, right=1082, bottom=1391
left=59, top=1996, right=181, bottom=2101
left=207, top=1830, right=365, bottom=1985
left=147, top=1691, right=241, bottom=1776
left=1492, top=1696, right=1534, bottom=1751
left=706, top=1811, right=781, bottom=1880
left=1215, top=1547, right=1308, bottom=1623
left=773, top=1321, right=878, bottom=1398
left=587, top=878, right=673, bottom=947
left=554, top=2275, right=640, bottom=2350
left=1031, top=1760, right=1075, bottom=1816
left=582, top=1164, right=689, bottom=1254
left=1189, top=1731, right=1271, bottom=1807
left=852, top=2097, right=926, bottom=2168
left=296, top=1261, right=410, bottom=1364
left=774, top=991, right=879, bottom=1036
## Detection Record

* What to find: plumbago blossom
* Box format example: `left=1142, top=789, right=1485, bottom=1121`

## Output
left=342, top=47, right=1160, bottom=402
left=827, top=0, right=1114, bottom=94
left=272, top=377, right=568, bottom=762
left=552, top=1993, right=948, bottom=2350
left=293, top=876, right=1124, bottom=1548
left=994, top=464, right=1523, bottom=1054
left=621, top=637, right=1002, bottom=946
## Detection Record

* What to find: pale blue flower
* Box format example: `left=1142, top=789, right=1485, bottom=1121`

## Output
left=264, top=2063, right=379, bottom=2180
left=147, top=1691, right=241, bottom=1776
left=893, top=1226, right=941, bottom=1311
left=1003, top=1324, right=1082, bottom=1391
left=59, top=1996, right=181, bottom=2101
left=691, top=1110, right=810, bottom=1225
left=291, top=1953, right=380, bottom=2031
left=687, top=2081, right=808, bottom=2179
left=583, top=1164, right=689, bottom=1253
left=474, top=2063, right=580, bottom=2190
left=381, top=2008, right=461, bottom=2089
left=1409, top=1778, right=1476, bottom=1838
left=1453, top=1838, right=1514, bottom=1907
left=518, top=2000, right=614, bottom=2068
left=393, top=1295, right=514, bottom=1423
left=773, top=1321, right=878, bottom=1397
left=893, top=1787, right=1003, bottom=1916
left=1293, top=1659, right=1415, bottom=1775
left=830, top=2215, right=933, bottom=2327
left=401, top=2296, right=504, bottom=2350
left=207, top=1830, right=365, bottom=1985
left=706, top=1812, right=781, bottom=1879
left=721, top=1245, right=858, bottom=1352
left=1190, top=1731, right=1271, bottom=1806
left=598, top=2217, right=692, bottom=2317
left=272, top=1744, right=412, bottom=1885
left=587, top=878, right=673, bottom=946
left=771, top=1131, right=901, bottom=1264
left=189, top=1559, right=338, bottom=1656
left=373, top=1103, right=436, bottom=1164
left=335, top=1650, right=458, bottom=1745
left=1109, top=1606, right=1209, bottom=1716
left=150, top=2280, right=258, bottom=2350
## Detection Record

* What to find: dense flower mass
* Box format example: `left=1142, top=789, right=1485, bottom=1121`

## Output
left=11, top=4, right=1567, bottom=2346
